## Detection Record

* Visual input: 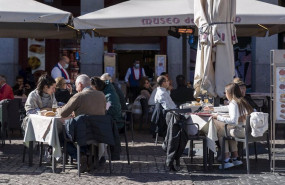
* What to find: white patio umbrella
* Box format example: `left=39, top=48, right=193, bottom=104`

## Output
left=193, top=0, right=237, bottom=98
left=0, top=0, right=78, bottom=39
left=74, top=0, right=285, bottom=37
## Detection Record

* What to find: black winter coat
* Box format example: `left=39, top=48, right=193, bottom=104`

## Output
left=65, top=114, right=121, bottom=160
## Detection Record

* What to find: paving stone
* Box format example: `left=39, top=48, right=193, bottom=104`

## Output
left=1, top=132, right=285, bottom=184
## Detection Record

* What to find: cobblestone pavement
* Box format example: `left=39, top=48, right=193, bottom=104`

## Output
left=0, top=129, right=285, bottom=185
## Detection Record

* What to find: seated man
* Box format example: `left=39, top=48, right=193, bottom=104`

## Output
left=57, top=74, right=106, bottom=172
left=0, top=75, right=14, bottom=101
left=171, top=74, right=195, bottom=107
left=154, top=75, right=177, bottom=110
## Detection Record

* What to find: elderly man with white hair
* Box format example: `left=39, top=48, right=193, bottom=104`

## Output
left=57, top=74, right=106, bottom=172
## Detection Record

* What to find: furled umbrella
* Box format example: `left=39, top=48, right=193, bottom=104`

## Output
left=193, top=0, right=237, bottom=98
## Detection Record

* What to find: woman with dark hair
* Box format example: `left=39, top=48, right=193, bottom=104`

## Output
left=212, top=83, right=253, bottom=169
left=91, top=77, right=122, bottom=122
left=25, top=74, right=57, bottom=114
left=139, top=77, right=152, bottom=99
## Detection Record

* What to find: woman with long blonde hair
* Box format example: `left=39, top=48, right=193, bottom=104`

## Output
left=212, top=83, right=253, bottom=169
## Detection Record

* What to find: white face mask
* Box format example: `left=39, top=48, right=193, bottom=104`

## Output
left=135, top=64, right=140, bottom=68
left=64, top=64, right=69, bottom=69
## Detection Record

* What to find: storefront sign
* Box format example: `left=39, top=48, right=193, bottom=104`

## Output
left=141, top=16, right=241, bottom=26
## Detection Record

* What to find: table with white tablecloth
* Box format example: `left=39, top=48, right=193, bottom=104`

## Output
left=23, top=114, right=62, bottom=172
left=185, top=114, right=219, bottom=152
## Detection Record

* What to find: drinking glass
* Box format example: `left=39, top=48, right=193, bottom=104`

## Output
left=196, top=97, right=201, bottom=102
left=52, top=103, right=58, bottom=112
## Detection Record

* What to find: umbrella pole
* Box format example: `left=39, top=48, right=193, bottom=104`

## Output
left=182, top=33, right=187, bottom=79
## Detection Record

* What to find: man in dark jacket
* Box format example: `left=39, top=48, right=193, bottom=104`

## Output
left=171, top=75, right=195, bottom=107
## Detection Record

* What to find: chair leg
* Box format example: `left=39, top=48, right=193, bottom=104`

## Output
left=23, top=145, right=26, bottom=163
left=203, top=138, right=207, bottom=171
left=254, top=142, right=257, bottom=161
left=124, top=126, right=130, bottom=165
left=245, top=142, right=250, bottom=174
left=155, top=133, right=158, bottom=146
left=28, top=141, right=33, bottom=167
left=63, top=140, right=67, bottom=172
left=107, top=145, right=112, bottom=175
left=77, top=144, right=81, bottom=177
left=190, top=140, right=194, bottom=163
left=221, top=138, right=225, bottom=170
left=187, top=141, right=191, bottom=157
left=39, top=142, right=43, bottom=167
left=130, top=113, right=134, bottom=146
left=267, top=132, right=271, bottom=162
left=208, top=150, right=214, bottom=169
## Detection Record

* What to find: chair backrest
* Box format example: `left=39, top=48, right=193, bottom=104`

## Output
left=7, top=98, right=22, bottom=130
left=0, top=100, right=9, bottom=127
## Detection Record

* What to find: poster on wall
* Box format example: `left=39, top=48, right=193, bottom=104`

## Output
left=155, top=55, right=166, bottom=77
left=28, top=38, right=45, bottom=73
left=104, top=53, right=117, bottom=81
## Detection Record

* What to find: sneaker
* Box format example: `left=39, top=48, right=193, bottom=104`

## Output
left=232, top=157, right=243, bottom=166
left=219, top=159, right=234, bottom=169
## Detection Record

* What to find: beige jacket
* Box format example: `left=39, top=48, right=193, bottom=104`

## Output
left=58, top=88, right=106, bottom=118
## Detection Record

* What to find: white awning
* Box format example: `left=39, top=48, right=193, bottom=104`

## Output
left=0, top=0, right=78, bottom=39
left=74, top=0, right=285, bottom=37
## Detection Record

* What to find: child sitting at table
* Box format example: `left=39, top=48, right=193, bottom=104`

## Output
left=212, top=83, right=253, bottom=169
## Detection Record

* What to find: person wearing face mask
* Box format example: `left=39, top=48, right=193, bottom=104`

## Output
left=124, top=60, right=146, bottom=102
left=51, top=56, right=71, bottom=83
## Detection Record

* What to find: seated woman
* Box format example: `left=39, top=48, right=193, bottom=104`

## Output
left=212, top=83, right=253, bottom=169
left=22, top=74, right=57, bottom=161
left=91, top=77, right=122, bottom=123
left=55, top=77, right=72, bottom=105
left=139, top=77, right=152, bottom=101
left=25, top=74, right=57, bottom=115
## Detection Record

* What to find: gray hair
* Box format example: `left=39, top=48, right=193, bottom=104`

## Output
left=100, top=73, right=112, bottom=81
left=75, top=74, right=91, bottom=87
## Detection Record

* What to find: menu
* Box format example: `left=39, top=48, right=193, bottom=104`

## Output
left=275, top=67, right=285, bottom=120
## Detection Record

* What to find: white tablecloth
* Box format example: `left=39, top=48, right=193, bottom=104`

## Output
left=23, top=114, right=62, bottom=159
left=186, top=114, right=218, bottom=152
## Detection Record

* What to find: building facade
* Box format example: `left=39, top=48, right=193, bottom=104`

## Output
left=0, top=0, right=283, bottom=93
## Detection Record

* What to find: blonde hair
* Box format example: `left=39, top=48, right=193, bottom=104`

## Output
left=100, top=73, right=112, bottom=81
left=55, top=77, right=66, bottom=89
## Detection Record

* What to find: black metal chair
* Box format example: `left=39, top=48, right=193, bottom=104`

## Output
left=0, top=99, right=22, bottom=146
left=221, top=114, right=270, bottom=174
left=114, top=117, right=131, bottom=165
left=175, top=109, right=208, bottom=171
left=62, top=115, right=122, bottom=176
left=62, top=125, right=112, bottom=177
left=185, top=122, right=208, bottom=171
left=121, top=109, right=134, bottom=146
